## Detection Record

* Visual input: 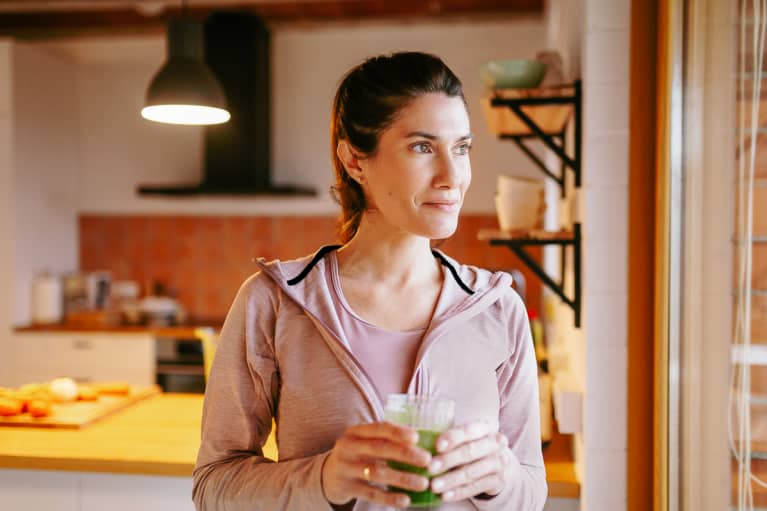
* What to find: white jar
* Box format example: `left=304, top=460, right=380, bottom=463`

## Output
left=31, top=272, right=63, bottom=324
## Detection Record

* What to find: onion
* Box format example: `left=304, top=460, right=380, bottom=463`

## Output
left=50, top=377, right=79, bottom=402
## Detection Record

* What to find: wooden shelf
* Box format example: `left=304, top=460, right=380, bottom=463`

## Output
left=481, top=84, right=575, bottom=137
left=481, top=80, right=583, bottom=327
left=480, top=224, right=582, bottom=327
left=478, top=228, right=575, bottom=243
left=482, top=80, right=581, bottom=194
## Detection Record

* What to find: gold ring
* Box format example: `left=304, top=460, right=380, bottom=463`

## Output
left=363, top=466, right=371, bottom=482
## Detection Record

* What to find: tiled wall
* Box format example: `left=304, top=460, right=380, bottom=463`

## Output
left=80, top=214, right=542, bottom=322
left=581, top=0, right=630, bottom=509
left=546, top=0, right=630, bottom=509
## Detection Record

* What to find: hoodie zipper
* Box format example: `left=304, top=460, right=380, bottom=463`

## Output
left=255, top=254, right=511, bottom=416
left=305, top=314, right=386, bottom=419
left=255, top=259, right=386, bottom=421
left=406, top=270, right=510, bottom=396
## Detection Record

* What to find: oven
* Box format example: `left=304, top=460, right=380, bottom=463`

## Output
left=155, top=338, right=206, bottom=393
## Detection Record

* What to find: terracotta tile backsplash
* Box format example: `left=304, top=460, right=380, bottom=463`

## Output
left=79, top=215, right=542, bottom=322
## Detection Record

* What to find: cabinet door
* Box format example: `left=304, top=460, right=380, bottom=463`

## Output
left=0, top=469, right=79, bottom=511
left=62, top=334, right=155, bottom=385
left=80, top=473, right=194, bottom=511
left=13, top=333, right=156, bottom=386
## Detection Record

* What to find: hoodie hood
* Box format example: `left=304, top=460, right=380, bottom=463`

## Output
left=252, top=245, right=514, bottom=349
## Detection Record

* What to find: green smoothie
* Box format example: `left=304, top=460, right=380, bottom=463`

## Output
left=387, top=429, right=443, bottom=507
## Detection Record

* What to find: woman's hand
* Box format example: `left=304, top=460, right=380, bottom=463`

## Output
left=426, top=421, right=513, bottom=502
left=321, top=422, right=432, bottom=509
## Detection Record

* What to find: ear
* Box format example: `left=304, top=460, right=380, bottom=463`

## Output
left=337, top=140, right=365, bottom=185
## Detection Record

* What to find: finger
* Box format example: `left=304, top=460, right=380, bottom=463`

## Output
left=439, top=473, right=506, bottom=503
left=435, top=421, right=497, bottom=453
left=348, top=461, right=429, bottom=493
left=349, top=422, right=419, bottom=444
left=428, top=432, right=505, bottom=474
left=338, top=435, right=431, bottom=467
left=430, top=449, right=504, bottom=494
left=347, top=480, right=411, bottom=509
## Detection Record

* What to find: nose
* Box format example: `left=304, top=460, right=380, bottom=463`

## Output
left=433, top=152, right=468, bottom=190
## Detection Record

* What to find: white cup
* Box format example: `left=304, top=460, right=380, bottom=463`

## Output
left=495, top=175, right=545, bottom=231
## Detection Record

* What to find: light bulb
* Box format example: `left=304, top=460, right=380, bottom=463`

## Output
left=141, top=104, right=231, bottom=126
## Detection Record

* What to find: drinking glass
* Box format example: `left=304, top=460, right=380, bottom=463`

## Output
left=384, top=393, right=455, bottom=507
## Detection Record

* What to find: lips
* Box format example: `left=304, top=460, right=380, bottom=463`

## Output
left=423, top=200, right=459, bottom=211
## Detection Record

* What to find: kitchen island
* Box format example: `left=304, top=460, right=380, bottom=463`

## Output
left=0, top=393, right=577, bottom=510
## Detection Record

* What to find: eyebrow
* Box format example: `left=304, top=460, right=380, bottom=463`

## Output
left=404, top=130, right=473, bottom=141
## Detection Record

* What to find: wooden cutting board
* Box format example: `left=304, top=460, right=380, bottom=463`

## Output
left=0, top=385, right=161, bottom=429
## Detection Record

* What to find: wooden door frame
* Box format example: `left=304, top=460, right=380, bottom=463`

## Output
left=628, top=0, right=661, bottom=509
left=631, top=1, right=736, bottom=510
left=628, top=0, right=683, bottom=508
left=679, top=0, right=734, bottom=509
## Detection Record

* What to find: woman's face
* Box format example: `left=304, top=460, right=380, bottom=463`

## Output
left=359, top=92, right=472, bottom=240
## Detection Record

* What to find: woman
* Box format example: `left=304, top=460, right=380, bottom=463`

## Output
left=193, top=51, right=547, bottom=510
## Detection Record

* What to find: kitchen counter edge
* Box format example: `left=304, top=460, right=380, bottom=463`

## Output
left=13, top=319, right=224, bottom=338
left=0, top=393, right=579, bottom=498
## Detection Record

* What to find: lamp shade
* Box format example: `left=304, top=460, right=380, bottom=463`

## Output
left=141, top=18, right=230, bottom=126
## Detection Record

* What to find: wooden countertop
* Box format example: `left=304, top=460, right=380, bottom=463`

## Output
left=0, top=394, right=579, bottom=498
left=14, top=318, right=224, bottom=339
left=0, top=393, right=206, bottom=477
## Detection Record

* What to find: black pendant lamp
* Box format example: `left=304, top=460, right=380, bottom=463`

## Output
left=141, top=1, right=230, bottom=126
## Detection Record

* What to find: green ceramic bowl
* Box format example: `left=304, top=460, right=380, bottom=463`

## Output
left=480, top=59, right=547, bottom=89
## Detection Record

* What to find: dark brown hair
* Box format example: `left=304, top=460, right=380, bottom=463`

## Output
left=330, top=51, right=466, bottom=243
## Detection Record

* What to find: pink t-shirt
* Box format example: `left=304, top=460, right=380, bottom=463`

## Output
left=326, top=252, right=425, bottom=399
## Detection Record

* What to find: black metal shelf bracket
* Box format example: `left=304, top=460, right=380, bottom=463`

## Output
left=492, top=80, right=582, bottom=197
left=485, top=81, right=583, bottom=328
left=489, top=224, right=582, bottom=327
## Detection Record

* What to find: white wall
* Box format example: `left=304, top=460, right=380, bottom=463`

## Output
left=10, top=43, right=79, bottom=329
left=0, top=15, right=549, bottom=378
left=545, top=1, right=630, bottom=510
left=42, top=17, right=547, bottom=215
left=543, top=0, right=588, bottom=489
left=67, top=37, right=209, bottom=214
left=544, top=0, right=584, bottom=82
left=0, top=40, right=15, bottom=383
left=0, top=40, right=80, bottom=383
left=272, top=19, right=546, bottom=214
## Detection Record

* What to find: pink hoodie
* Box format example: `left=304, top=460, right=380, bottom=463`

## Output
left=193, top=246, right=547, bottom=510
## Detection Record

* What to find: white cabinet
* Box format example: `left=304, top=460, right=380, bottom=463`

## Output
left=1, top=468, right=572, bottom=511
left=11, top=332, right=155, bottom=387
left=0, top=470, right=193, bottom=511
left=80, top=473, right=193, bottom=511
left=0, top=469, right=79, bottom=511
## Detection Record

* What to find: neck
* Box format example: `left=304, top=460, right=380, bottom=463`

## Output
left=336, top=213, right=440, bottom=288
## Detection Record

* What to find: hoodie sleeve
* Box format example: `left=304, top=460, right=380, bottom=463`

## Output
left=470, top=290, right=548, bottom=511
left=192, top=274, right=335, bottom=511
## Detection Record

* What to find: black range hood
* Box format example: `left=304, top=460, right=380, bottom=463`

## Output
left=138, top=11, right=315, bottom=197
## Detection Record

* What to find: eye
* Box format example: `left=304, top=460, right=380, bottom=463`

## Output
left=454, top=142, right=472, bottom=155
left=411, top=142, right=433, bottom=153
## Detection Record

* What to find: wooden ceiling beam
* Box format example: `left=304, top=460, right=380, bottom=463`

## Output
left=0, top=0, right=543, bottom=38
